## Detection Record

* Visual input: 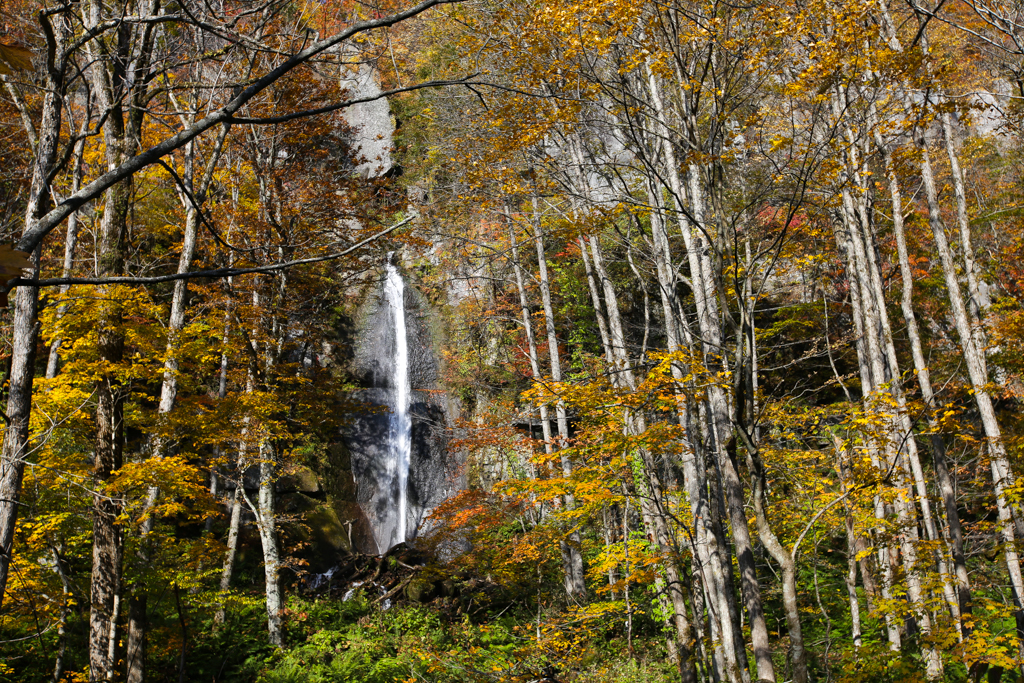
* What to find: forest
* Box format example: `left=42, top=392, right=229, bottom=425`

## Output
left=2, top=0, right=1024, bottom=681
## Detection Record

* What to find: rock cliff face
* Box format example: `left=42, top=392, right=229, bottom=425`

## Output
left=339, top=51, right=395, bottom=179
left=341, top=266, right=462, bottom=554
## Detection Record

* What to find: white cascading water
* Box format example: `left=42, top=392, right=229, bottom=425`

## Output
left=381, top=258, right=411, bottom=552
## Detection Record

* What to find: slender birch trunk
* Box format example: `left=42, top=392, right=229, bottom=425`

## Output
left=844, top=517, right=864, bottom=649
left=214, top=224, right=242, bottom=627
left=508, top=210, right=554, bottom=466
left=256, top=279, right=286, bottom=645
left=46, top=134, right=87, bottom=379
left=939, top=111, right=989, bottom=330
left=919, top=141, right=1024, bottom=655
left=531, top=201, right=587, bottom=602
left=877, top=5, right=987, bottom=638
left=836, top=439, right=864, bottom=648
left=157, top=124, right=230, bottom=418
left=257, top=441, right=283, bottom=645
left=832, top=85, right=948, bottom=669
left=232, top=282, right=284, bottom=646
left=644, top=174, right=738, bottom=683
left=851, top=123, right=944, bottom=677
left=641, top=60, right=774, bottom=680
left=833, top=193, right=902, bottom=651
left=578, top=236, right=614, bottom=365
left=215, top=488, right=243, bottom=626
left=587, top=233, right=698, bottom=683
left=873, top=120, right=972, bottom=633
left=689, top=165, right=775, bottom=683
left=750, top=451, right=807, bottom=683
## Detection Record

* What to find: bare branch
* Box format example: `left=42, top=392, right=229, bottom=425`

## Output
left=8, top=217, right=414, bottom=291
left=226, top=76, right=480, bottom=124
left=15, top=0, right=462, bottom=255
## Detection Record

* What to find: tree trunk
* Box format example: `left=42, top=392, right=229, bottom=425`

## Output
left=688, top=164, right=774, bottom=683
left=578, top=235, right=614, bottom=365
left=0, top=280, right=41, bottom=607
left=158, top=124, right=230, bottom=417
left=531, top=202, right=587, bottom=602
left=233, top=281, right=285, bottom=646
left=833, top=94, right=941, bottom=660
left=125, top=486, right=159, bottom=683
left=586, top=233, right=698, bottom=683
left=919, top=141, right=1024, bottom=657
left=750, top=451, right=807, bottom=683
left=0, top=18, right=69, bottom=609
left=46, top=134, right=87, bottom=379
left=256, top=441, right=283, bottom=646
left=85, top=1, right=159, bottom=674
left=848, top=121, right=945, bottom=676
left=89, top=173, right=130, bottom=682
left=214, top=488, right=243, bottom=626
left=844, top=514, right=863, bottom=649
left=125, top=593, right=147, bottom=683
left=877, top=0, right=983, bottom=639
left=834, top=184, right=903, bottom=651
left=507, top=206, right=552, bottom=483
left=642, top=174, right=740, bottom=683
left=940, top=112, right=989, bottom=331
left=876, top=123, right=972, bottom=633
left=639, top=61, right=771, bottom=681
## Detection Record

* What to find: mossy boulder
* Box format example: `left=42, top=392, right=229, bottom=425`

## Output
left=404, top=575, right=440, bottom=603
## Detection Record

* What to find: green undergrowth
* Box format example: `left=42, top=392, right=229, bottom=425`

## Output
left=248, top=589, right=678, bottom=683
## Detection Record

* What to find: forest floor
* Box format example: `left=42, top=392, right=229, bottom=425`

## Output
left=208, top=543, right=678, bottom=683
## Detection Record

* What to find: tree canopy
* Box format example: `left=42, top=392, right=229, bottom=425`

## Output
left=5, top=0, right=1024, bottom=681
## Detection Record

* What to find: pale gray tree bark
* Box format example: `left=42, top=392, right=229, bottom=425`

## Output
left=847, top=118, right=944, bottom=678
left=871, top=116, right=973, bottom=635
left=507, top=210, right=551, bottom=475
left=45, top=133, right=87, bottom=380
left=833, top=189, right=902, bottom=652
left=232, top=284, right=284, bottom=646
left=530, top=200, right=587, bottom=602
left=0, top=7, right=76, bottom=610
left=643, top=175, right=739, bottom=683
left=640, top=63, right=764, bottom=683
left=585, top=231, right=698, bottom=683
left=686, top=163, right=774, bottom=683
left=920, top=141, right=1024, bottom=654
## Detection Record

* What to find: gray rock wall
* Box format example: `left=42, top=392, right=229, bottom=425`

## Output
left=339, top=51, right=395, bottom=179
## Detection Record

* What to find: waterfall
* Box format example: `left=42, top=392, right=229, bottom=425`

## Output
left=346, top=253, right=456, bottom=556
left=380, top=257, right=411, bottom=552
